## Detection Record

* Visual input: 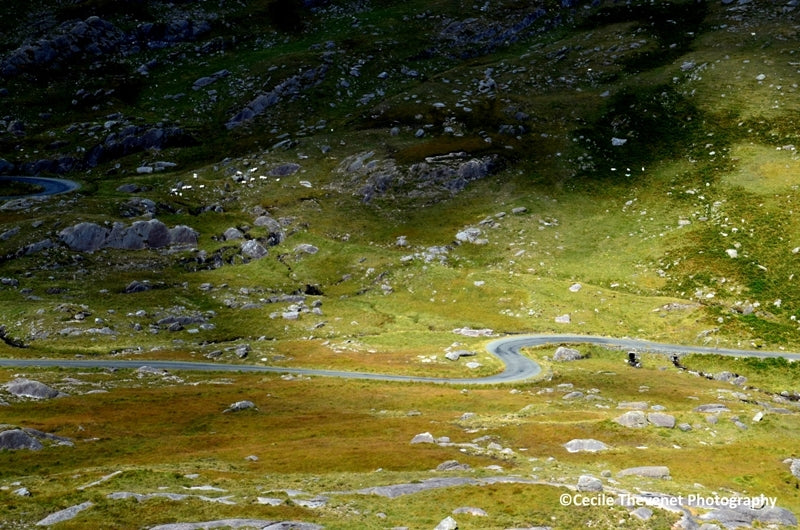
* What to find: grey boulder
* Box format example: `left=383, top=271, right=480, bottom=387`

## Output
left=615, top=410, right=647, bottom=428
left=577, top=475, right=603, bottom=492
left=223, top=227, right=244, bottom=241
left=35, top=501, right=94, bottom=526
left=553, top=346, right=581, bottom=361
left=169, top=225, right=200, bottom=246
left=564, top=438, right=609, bottom=453
left=59, top=222, right=107, bottom=252
left=445, top=350, right=476, bottom=361
left=0, top=429, right=43, bottom=451
left=269, top=163, right=301, bottom=176
left=647, top=412, right=676, bottom=428
left=223, top=400, right=257, bottom=413
left=253, top=215, right=285, bottom=245
left=241, top=240, right=268, bottom=260
left=4, top=378, right=62, bottom=399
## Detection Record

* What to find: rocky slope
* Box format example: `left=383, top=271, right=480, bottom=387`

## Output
left=2, top=1, right=800, bottom=528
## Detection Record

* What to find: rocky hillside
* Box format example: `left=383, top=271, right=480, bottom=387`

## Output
left=3, top=1, right=800, bottom=529
left=0, top=0, right=799, bottom=353
left=0, top=0, right=786, bottom=181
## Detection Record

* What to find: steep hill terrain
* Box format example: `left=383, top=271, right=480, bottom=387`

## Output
left=1, top=0, right=800, bottom=528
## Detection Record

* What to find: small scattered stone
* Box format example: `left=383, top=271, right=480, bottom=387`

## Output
left=789, top=459, right=800, bottom=480
left=256, top=497, right=283, bottom=506
left=269, top=163, right=301, bottom=176
left=617, top=466, right=671, bottom=479
left=411, top=432, right=435, bottom=444
left=694, top=404, right=729, bottom=414
left=36, top=501, right=93, bottom=526
left=437, top=460, right=471, bottom=471
left=435, top=516, right=458, bottom=530
left=223, top=227, right=244, bottom=241
left=125, top=280, right=151, bottom=293
left=445, top=350, right=476, bottom=361
left=577, top=475, right=603, bottom=492
left=564, top=439, right=609, bottom=453
left=223, top=400, right=257, bottom=413
left=294, top=244, right=318, bottom=255
left=617, top=401, right=648, bottom=410
left=453, top=506, right=487, bottom=516
left=136, top=365, right=168, bottom=376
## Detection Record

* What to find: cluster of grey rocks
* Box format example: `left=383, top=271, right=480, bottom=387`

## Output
left=1, top=379, right=74, bottom=452
left=59, top=219, right=198, bottom=253
left=0, top=7, right=214, bottom=175
left=0, top=217, right=198, bottom=262
left=226, top=64, right=330, bottom=130
left=333, top=150, right=496, bottom=204
left=1, top=14, right=211, bottom=78
left=0, top=427, right=73, bottom=452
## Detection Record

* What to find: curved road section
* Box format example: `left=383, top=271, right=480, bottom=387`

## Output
left=0, top=176, right=80, bottom=200
left=1, top=334, right=798, bottom=384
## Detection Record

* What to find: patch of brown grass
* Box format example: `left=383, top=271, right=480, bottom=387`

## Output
left=393, top=136, right=495, bottom=165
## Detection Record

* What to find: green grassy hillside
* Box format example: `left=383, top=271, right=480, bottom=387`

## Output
left=1, top=0, right=800, bottom=528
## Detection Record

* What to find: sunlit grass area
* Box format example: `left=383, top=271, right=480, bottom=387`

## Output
left=2, top=345, right=799, bottom=528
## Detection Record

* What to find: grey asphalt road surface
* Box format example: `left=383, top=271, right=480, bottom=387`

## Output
left=1, top=334, right=797, bottom=384
left=0, top=176, right=80, bottom=199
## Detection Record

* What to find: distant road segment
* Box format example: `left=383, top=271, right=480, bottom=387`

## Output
left=0, top=176, right=80, bottom=199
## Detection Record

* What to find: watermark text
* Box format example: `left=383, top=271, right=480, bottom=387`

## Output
left=559, top=493, right=777, bottom=510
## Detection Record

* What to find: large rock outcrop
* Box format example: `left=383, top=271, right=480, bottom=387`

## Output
left=83, top=126, right=193, bottom=169
left=59, top=219, right=198, bottom=252
left=0, top=429, right=43, bottom=451
left=1, top=17, right=127, bottom=77
left=334, top=151, right=496, bottom=204
left=1, top=15, right=212, bottom=79
left=226, top=64, right=329, bottom=129
left=0, top=427, right=73, bottom=451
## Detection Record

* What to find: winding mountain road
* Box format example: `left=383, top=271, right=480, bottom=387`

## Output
left=0, top=176, right=80, bottom=200
left=1, top=334, right=798, bottom=384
